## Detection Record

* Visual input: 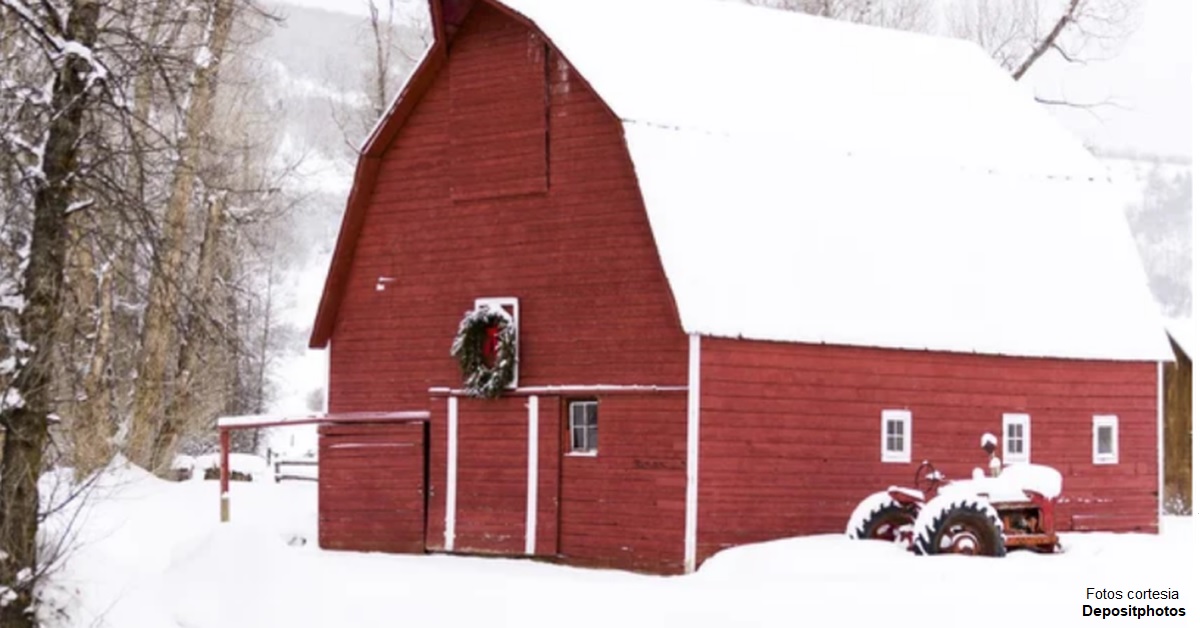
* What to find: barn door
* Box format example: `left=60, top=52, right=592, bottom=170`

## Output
left=318, top=422, right=428, bottom=553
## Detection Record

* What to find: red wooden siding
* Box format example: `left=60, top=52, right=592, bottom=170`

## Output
left=449, top=10, right=547, bottom=200
left=318, top=422, right=427, bottom=553
left=695, top=336, right=1159, bottom=566
left=424, top=394, right=564, bottom=556
left=327, top=2, right=688, bottom=415
left=534, top=395, right=561, bottom=556
left=450, top=396, right=528, bottom=554
left=557, top=393, right=688, bottom=573
left=422, top=392, right=688, bottom=572
left=425, top=398, right=449, bottom=551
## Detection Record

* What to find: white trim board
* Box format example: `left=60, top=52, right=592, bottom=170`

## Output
left=429, top=384, right=687, bottom=395
left=684, top=333, right=701, bottom=573
left=525, top=395, right=539, bottom=555
left=444, top=396, right=459, bottom=551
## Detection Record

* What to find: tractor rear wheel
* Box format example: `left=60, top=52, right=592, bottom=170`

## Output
left=846, top=491, right=915, bottom=542
left=914, top=494, right=1006, bottom=557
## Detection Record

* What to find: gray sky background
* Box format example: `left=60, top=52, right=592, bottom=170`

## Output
left=1025, top=0, right=1191, bottom=159
left=278, top=0, right=1193, bottom=159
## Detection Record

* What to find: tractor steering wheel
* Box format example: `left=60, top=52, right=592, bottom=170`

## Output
left=914, top=460, right=943, bottom=495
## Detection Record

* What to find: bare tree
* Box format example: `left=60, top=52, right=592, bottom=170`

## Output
left=129, top=0, right=239, bottom=474
left=0, top=4, right=103, bottom=625
left=947, top=0, right=1138, bottom=82
left=1, top=1, right=298, bottom=621
left=749, top=0, right=1139, bottom=108
left=330, top=0, right=430, bottom=158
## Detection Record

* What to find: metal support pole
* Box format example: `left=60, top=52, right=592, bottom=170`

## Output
left=219, top=428, right=231, bottom=522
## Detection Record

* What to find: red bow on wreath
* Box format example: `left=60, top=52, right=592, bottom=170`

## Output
left=482, top=324, right=500, bottom=367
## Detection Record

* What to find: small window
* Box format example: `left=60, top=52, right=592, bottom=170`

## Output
left=1093, top=415, right=1119, bottom=465
left=568, top=401, right=598, bottom=455
left=880, top=409, right=911, bottom=463
left=1002, top=413, right=1030, bottom=464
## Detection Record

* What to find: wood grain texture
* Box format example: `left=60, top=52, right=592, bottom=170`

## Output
left=327, top=2, right=687, bottom=415
left=695, top=336, right=1160, bottom=567
left=1163, top=338, right=1191, bottom=513
left=318, top=422, right=427, bottom=553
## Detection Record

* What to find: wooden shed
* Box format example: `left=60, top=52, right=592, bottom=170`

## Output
left=1163, top=321, right=1192, bottom=514
left=307, top=0, right=1174, bottom=574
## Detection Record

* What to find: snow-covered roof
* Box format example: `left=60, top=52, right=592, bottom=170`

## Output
left=499, top=0, right=1170, bottom=361
left=502, top=0, right=1099, bottom=176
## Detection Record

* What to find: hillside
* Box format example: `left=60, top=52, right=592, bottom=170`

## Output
left=1103, top=155, right=1193, bottom=319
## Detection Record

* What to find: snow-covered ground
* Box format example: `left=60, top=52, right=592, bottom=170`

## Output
left=41, top=459, right=1196, bottom=628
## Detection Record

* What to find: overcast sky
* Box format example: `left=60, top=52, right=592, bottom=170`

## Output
left=1026, top=0, right=1192, bottom=159
left=277, top=0, right=1193, bottom=159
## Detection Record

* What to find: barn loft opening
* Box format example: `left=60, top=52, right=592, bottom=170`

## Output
left=449, top=3, right=548, bottom=201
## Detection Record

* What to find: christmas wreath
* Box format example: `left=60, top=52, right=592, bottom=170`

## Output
left=450, top=304, right=516, bottom=398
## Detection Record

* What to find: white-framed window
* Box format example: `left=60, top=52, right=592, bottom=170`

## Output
left=568, top=400, right=598, bottom=455
left=880, top=409, right=911, bottom=463
left=1093, top=415, right=1119, bottom=465
left=1002, top=413, right=1030, bottom=464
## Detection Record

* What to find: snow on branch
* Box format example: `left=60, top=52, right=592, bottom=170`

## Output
left=64, top=198, right=95, bottom=215
left=1, top=0, right=112, bottom=86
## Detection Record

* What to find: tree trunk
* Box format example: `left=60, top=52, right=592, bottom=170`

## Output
left=108, top=0, right=177, bottom=444
left=155, top=192, right=227, bottom=468
left=0, top=3, right=101, bottom=626
left=129, top=0, right=237, bottom=472
left=65, top=215, right=114, bottom=476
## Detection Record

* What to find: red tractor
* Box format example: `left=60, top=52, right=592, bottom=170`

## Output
left=846, top=435, right=1063, bottom=556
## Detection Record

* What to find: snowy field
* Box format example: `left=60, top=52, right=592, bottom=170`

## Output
left=42, top=459, right=1195, bottom=628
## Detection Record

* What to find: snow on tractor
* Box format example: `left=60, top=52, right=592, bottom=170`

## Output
left=846, top=433, right=1063, bottom=556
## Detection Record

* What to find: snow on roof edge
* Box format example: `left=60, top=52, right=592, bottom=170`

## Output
left=686, top=329, right=1172, bottom=363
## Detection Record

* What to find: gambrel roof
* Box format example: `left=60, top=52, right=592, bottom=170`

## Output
left=312, top=0, right=1171, bottom=362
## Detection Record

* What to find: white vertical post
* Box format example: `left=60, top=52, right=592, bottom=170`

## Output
left=684, top=333, right=701, bottom=573
left=322, top=339, right=332, bottom=414
left=525, top=395, right=539, bottom=555
left=445, top=396, right=458, bottom=551
left=1156, top=361, right=1164, bottom=527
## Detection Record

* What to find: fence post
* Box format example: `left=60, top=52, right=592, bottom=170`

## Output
left=219, top=428, right=231, bottom=522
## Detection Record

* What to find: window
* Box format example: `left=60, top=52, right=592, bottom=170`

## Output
left=1002, top=413, right=1031, bottom=464
left=880, top=409, right=911, bottom=463
left=568, top=401, right=598, bottom=455
left=1093, top=415, right=1119, bottom=465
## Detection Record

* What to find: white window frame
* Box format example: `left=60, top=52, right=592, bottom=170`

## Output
left=1002, top=413, right=1031, bottom=464
left=567, top=400, right=598, bottom=456
left=880, top=409, right=911, bottom=463
left=473, top=296, right=519, bottom=389
left=1093, top=415, right=1119, bottom=465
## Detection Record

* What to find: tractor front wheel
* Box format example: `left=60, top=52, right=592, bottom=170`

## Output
left=913, top=494, right=1006, bottom=557
left=846, top=491, right=916, bottom=543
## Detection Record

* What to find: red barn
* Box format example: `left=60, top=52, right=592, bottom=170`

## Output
left=307, top=0, right=1172, bottom=574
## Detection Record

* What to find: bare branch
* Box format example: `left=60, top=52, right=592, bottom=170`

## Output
left=1012, top=0, right=1082, bottom=80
